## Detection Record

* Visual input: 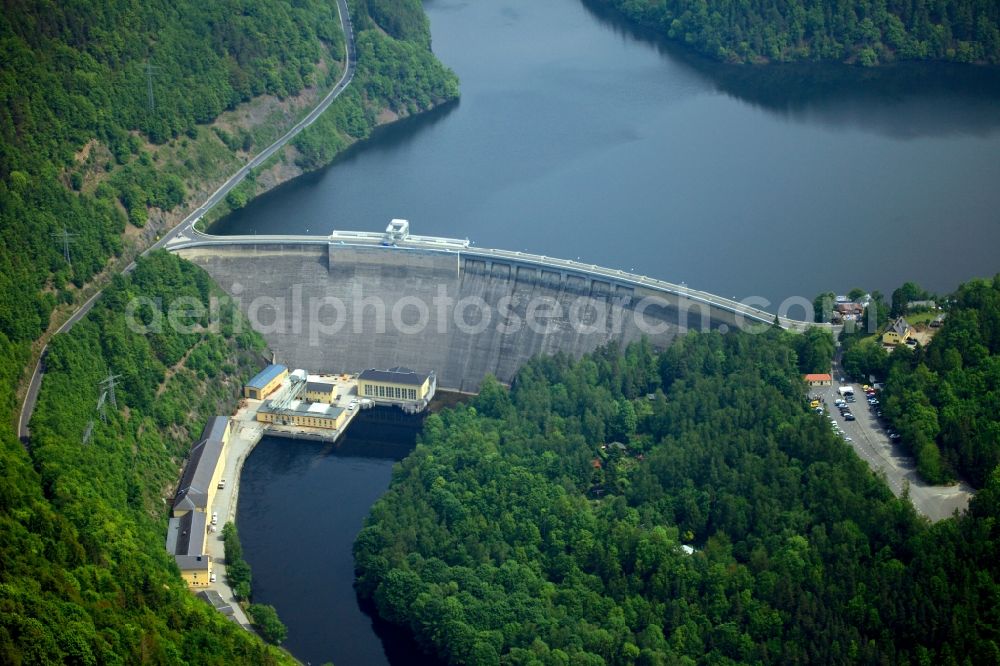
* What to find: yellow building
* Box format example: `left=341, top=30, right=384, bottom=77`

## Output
left=244, top=364, right=288, bottom=400
left=257, top=400, right=347, bottom=430
left=882, top=317, right=913, bottom=346
left=171, top=417, right=230, bottom=517
left=175, top=554, right=212, bottom=588
left=167, top=501, right=213, bottom=588
left=167, top=417, right=229, bottom=589
left=305, top=381, right=335, bottom=403
left=358, top=367, right=433, bottom=405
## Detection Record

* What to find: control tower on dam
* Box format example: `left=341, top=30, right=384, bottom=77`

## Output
left=171, top=222, right=812, bottom=392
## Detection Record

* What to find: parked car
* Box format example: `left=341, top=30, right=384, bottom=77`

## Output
left=218, top=479, right=226, bottom=490
left=211, top=512, right=218, bottom=526
left=210, top=572, right=216, bottom=583
left=845, top=413, right=856, bottom=421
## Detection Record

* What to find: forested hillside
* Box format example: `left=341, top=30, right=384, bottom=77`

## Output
left=0, top=0, right=458, bottom=660
left=0, top=252, right=297, bottom=662
left=0, top=0, right=458, bottom=430
left=0, top=0, right=342, bottom=351
left=594, top=0, right=1000, bottom=64
left=290, top=0, right=459, bottom=171
left=356, top=334, right=1000, bottom=664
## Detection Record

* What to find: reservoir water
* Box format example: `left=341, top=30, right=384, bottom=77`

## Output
left=213, top=0, right=1000, bottom=308
left=232, top=1, right=1000, bottom=662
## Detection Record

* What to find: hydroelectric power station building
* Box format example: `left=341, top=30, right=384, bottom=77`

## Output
left=358, top=367, right=435, bottom=412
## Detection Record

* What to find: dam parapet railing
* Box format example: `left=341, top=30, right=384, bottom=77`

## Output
left=165, top=227, right=828, bottom=333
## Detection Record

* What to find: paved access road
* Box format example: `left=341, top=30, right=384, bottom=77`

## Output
left=819, top=357, right=973, bottom=522
left=17, top=0, right=355, bottom=444
left=203, top=415, right=265, bottom=627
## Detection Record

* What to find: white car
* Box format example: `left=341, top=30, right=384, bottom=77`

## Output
left=211, top=512, right=218, bottom=526
left=210, top=572, right=217, bottom=583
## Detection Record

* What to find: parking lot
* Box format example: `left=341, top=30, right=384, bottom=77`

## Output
left=816, top=357, right=973, bottom=522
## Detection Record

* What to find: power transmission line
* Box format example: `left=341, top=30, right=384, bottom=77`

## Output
left=96, top=390, right=108, bottom=423
left=100, top=373, right=122, bottom=410
left=52, top=228, right=78, bottom=269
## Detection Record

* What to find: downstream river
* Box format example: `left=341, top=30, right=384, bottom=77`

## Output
left=237, top=412, right=433, bottom=665
left=232, top=0, right=1000, bottom=663
left=213, top=0, right=1000, bottom=308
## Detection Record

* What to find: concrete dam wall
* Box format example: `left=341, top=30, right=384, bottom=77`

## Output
left=178, top=243, right=750, bottom=392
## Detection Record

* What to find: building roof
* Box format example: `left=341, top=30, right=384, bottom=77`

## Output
left=197, top=590, right=235, bottom=616
left=259, top=399, right=344, bottom=420
left=835, top=303, right=864, bottom=313
left=165, top=516, right=181, bottom=554
left=804, top=373, right=832, bottom=382
left=306, top=381, right=334, bottom=393
left=202, top=416, right=229, bottom=444
left=173, top=418, right=228, bottom=513
left=358, top=367, right=429, bottom=386
left=172, top=510, right=207, bottom=556
left=174, top=554, right=210, bottom=571
left=889, top=317, right=911, bottom=336
left=246, top=364, right=287, bottom=389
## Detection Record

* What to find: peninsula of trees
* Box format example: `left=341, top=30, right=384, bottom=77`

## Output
left=594, top=0, right=1000, bottom=65
left=357, top=328, right=1000, bottom=664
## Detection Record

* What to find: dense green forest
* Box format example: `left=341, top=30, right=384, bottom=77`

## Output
left=594, top=0, right=1000, bottom=64
left=356, top=333, right=1000, bottom=664
left=0, top=252, right=299, bottom=662
left=841, top=276, right=1000, bottom=487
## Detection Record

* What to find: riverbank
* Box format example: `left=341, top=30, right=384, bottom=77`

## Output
left=587, top=0, right=1000, bottom=66
left=201, top=409, right=266, bottom=628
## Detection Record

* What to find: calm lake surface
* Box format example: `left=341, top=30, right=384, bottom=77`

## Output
left=213, top=0, right=1000, bottom=309
left=237, top=412, right=432, bottom=666
left=234, top=1, right=1000, bottom=662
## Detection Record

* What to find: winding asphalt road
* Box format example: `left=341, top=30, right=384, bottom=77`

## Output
left=17, top=0, right=356, bottom=444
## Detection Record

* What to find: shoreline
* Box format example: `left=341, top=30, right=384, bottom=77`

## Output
left=201, top=97, right=460, bottom=236
left=202, top=404, right=266, bottom=628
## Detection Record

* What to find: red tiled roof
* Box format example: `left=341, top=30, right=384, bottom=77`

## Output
left=803, top=373, right=832, bottom=382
